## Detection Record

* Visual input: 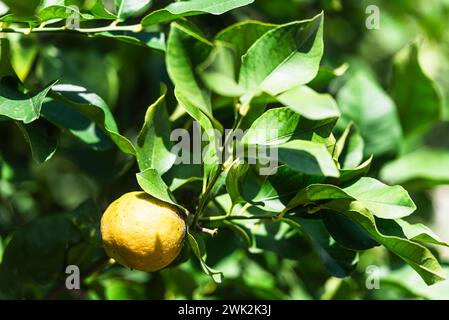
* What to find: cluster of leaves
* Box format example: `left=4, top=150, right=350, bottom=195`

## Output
left=0, top=0, right=448, bottom=299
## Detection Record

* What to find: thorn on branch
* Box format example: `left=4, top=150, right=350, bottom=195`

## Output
left=197, top=226, right=218, bottom=237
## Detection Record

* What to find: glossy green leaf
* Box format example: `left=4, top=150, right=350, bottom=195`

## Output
left=391, top=219, right=449, bottom=247
left=242, top=107, right=336, bottom=146
left=136, top=168, right=179, bottom=208
left=115, top=0, right=152, bottom=20
left=276, top=140, right=339, bottom=177
left=136, top=85, right=176, bottom=175
left=228, top=164, right=321, bottom=212
left=141, top=0, right=254, bottom=26
left=338, top=156, right=372, bottom=184
left=0, top=78, right=55, bottom=124
left=284, top=177, right=416, bottom=219
left=276, top=86, right=340, bottom=120
left=239, top=13, right=324, bottom=102
left=51, top=84, right=136, bottom=155
left=215, top=20, right=276, bottom=66
left=337, top=71, right=402, bottom=156
left=37, top=5, right=94, bottom=23
left=167, top=23, right=213, bottom=118
left=343, top=177, right=416, bottom=219
left=226, top=161, right=249, bottom=206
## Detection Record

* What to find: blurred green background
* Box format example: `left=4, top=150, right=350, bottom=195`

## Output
left=1, top=0, right=449, bottom=299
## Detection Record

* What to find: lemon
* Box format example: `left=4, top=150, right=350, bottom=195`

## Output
left=100, top=192, right=186, bottom=272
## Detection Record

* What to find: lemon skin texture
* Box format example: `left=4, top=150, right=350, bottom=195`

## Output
left=101, top=192, right=186, bottom=272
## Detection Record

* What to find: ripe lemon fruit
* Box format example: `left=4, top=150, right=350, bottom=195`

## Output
left=100, top=191, right=186, bottom=272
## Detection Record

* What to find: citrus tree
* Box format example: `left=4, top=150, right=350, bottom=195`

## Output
left=0, top=0, right=448, bottom=299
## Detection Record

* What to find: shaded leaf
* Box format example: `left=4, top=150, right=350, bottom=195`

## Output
left=16, top=120, right=57, bottom=163
left=324, top=200, right=445, bottom=285
left=187, top=230, right=223, bottom=283
left=284, top=216, right=358, bottom=278
left=392, top=43, right=442, bottom=136
left=41, top=98, right=113, bottom=151
left=51, top=84, right=135, bottom=155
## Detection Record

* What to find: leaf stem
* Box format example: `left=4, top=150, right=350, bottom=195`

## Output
left=0, top=24, right=142, bottom=35
left=200, top=214, right=276, bottom=222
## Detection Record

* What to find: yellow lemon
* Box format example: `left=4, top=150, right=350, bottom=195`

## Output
left=100, top=191, right=186, bottom=272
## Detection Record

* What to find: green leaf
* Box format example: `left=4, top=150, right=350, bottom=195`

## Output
left=115, top=0, right=152, bottom=20
left=227, top=164, right=321, bottom=212
left=323, top=212, right=379, bottom=250
left=284, top=216, right=358, bottom=278
left=141, top=0, right=254, bottom=26
left=223, top=220, right=253, bottom=248
left=1, top=214, right=79, bottom=284
left=136, top=168, right=179, bottom=208
left=174, top=89, right=221, bottom=189
left=136, top=85, right=176, bottom=175
left=391, top=219, right=449, bottom=247
left=239, top=13, right=324, bottom=102
left=392, top=43, right=442, bottom=136
left=163, top=162, right=202, bottom=191
left=381, top=265, right=449, bottom=299
left=41, top=98, right=113, bottom=151
left=336, top=122, right=364, bottom=169
left=283, top=177, right=416, bottom=219
left=51, top=84, right=136, bottom=155
left=0, top=78, right=55, bottom=123
left=2, top=0, right=40, bottom=17
left=226, top=161, right=249, bottom=206
left=338, top=156, right=372, bottom=184
left=198, top=43, right=245, bottom=97
left=323, top=200, right=445, bottom=285
left=187, top=230, right=223, bottom=283
left=308, top=64, right=348, bottom=92
left=215, top=20, right=276, bottom=67
left=380, top=148, right=449, bottom=187
left=343, top=177, right=416, bottom=219
left=337, top=71, right=402, bottom=156
left=37, top=5, right=94, bottom=23
left=167, top=22, right=213, bottom=118
left=275, top=140, right=339, bottom=177
left=16, top=121, right=57, bottom=163
left=96, top=32, right=166, bottom=51
left=242, top=107, right=336, bottom=146
left=276, top=86, right=340, bottom=120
